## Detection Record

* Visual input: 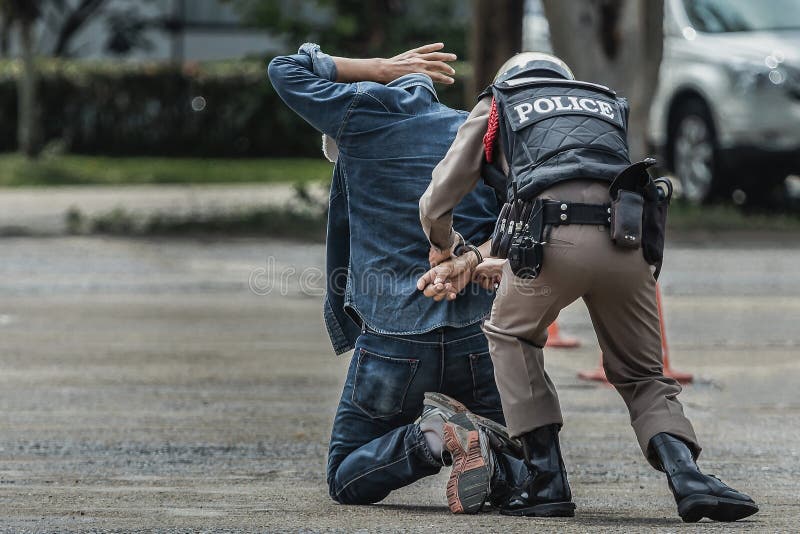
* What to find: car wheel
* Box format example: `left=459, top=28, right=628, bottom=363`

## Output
left=669, top=98, right=719, bottom=204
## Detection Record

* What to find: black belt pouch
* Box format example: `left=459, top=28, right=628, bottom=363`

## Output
left=642, top=178, right=673, bottom=278
left=491, top=201, right=512, bottom=257
left=509, top=238, right=544, bottom=279
left=610, top=190, right=644, bottom=248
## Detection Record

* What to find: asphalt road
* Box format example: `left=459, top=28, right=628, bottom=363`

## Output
left=0, top=236, right=798, bottom=532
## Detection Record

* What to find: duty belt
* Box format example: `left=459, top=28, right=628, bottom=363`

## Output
left=494, top=159, right=672, bottom=280
left=491, top=198, right=611, bottom=263
left=541, top=201, right=611, bottom=226
left=504, top=200, right=612, bottom=279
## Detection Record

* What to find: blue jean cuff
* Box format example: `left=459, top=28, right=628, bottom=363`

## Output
left=412, top=424, right=444, bottom=467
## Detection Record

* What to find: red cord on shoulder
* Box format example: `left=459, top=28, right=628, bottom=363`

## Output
left=483, top=97, right=499, bottom=163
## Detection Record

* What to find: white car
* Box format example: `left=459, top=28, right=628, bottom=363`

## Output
left=524, top=0, right=800, bottom=204
left=650, top=0, right=800, bottom=203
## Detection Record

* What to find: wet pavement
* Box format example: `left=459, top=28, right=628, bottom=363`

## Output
left=0, top=235, right=798, bottom=532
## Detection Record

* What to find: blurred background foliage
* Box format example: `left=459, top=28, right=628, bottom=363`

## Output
left=0, top=0, right=796, bottom=217
left=226, top=0, right=470, bottom=59
left=0, top=56, right=470, bottom=156
left=0, top=153, right=331, bottom=185
left=0, top=0, right=474, bottom=159
left=0, top=58, right=318, bottom=156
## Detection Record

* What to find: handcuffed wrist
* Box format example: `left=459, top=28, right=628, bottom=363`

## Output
left=454, top=243, right=482, bottom=271
left=465, top=244, right=483, bottom=265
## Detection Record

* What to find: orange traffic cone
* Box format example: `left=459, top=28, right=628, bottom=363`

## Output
left=656, top=285, right=693, bottom=384
left=577, top=283, right=693, bottom=384
left=546, top=321, right=581, bottom=348
left=576, top=355, right=611, bottom=384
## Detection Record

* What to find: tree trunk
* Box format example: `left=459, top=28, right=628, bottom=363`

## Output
left=542, top=0, right=664, bottom=160
left=469, top=0, right=525, bottom=99
left=0, top=15, right=10, bottom=57
left=17, top=17, right=40, bottom=158
left=364, top=0, right=392, bottom=56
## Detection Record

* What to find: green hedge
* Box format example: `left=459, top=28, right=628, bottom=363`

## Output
left=0, top=59, right=470, bottom=157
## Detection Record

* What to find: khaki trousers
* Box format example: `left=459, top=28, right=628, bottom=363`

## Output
left=483, top=180, right=700, bottom=464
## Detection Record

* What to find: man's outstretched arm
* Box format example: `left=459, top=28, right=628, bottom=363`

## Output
left=267, top=43, right=357, bottom=139
left=334, top=43, right=457, bottom=84
left=268, top=43, right=457, bottom=139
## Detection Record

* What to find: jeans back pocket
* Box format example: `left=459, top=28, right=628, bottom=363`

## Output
left=352, top=349, right=419, bottom=419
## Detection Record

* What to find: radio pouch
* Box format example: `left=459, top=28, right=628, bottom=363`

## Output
left=509, top=237, right=544, bottom=279
left=610, top=189, right=644, bottom=248
left=608, top=158, right=672, bottom=278
left=642, top=177, right=673, bottom=279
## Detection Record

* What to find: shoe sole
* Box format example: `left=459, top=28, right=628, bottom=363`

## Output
left=424, top=392, right=523, bottom=454
left=499, top=501, right=577, bottom=517
left=678, top=494, right=759, bottom=523
left=443, top=415, right=490, bottom=515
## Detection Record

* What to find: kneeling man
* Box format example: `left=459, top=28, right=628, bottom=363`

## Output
left=269, top=42, right=523, bottom=512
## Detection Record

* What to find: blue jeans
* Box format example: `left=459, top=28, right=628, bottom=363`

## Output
left=326, top=322, right=508, bottom=505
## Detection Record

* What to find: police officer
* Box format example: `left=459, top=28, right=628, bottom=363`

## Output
left=419, top=53, right=758, bottom=522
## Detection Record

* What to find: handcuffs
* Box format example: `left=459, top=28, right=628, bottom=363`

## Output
left=452, top=231, right=484, bottom=266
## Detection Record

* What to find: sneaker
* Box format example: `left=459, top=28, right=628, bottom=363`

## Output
left=418, top=403, right=455, bottom=465
left=443, top=412, right=495, bottom=514
left=424, top=392, right=522, bottom=455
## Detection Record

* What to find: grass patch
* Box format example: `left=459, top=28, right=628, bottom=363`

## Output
left=668, top=200, right=800, bottom=233
left=67, top=190, right=798, bottom=240
left=69, top=205, right=326, bottom=241
left=66, top=182, right=328, bottom=241
left=0, top=154, right=331, bottom=186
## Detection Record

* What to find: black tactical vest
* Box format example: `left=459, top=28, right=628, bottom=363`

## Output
left=483, top=76, right=632, bottom=201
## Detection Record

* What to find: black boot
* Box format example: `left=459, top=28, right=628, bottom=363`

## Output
left=650, top=433, right=759, bottom=523
left=499, top=424, right=576, bottom=517
left=486, top=439, right=529, bottom=509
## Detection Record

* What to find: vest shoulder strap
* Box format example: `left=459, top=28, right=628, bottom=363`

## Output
left=477, top=84, right=494, bottom=102
left=496, top=77, right=617, bottom=97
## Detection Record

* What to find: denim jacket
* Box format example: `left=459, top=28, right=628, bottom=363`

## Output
left=268, top=44, right=499, bottom=354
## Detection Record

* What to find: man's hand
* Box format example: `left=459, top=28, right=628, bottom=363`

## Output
left=333, top=43, right=457, bottom=84
left=379, top=43, right=457, bottom=85
left=429, top=230, right=464, bottom=267
left=429, top=239, right=459, bottom=267
left=472, top=258, right=506, bottom=290
left=416, top=253, right=478, bottom=302
left=428, top=245, right=452, bottom=268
